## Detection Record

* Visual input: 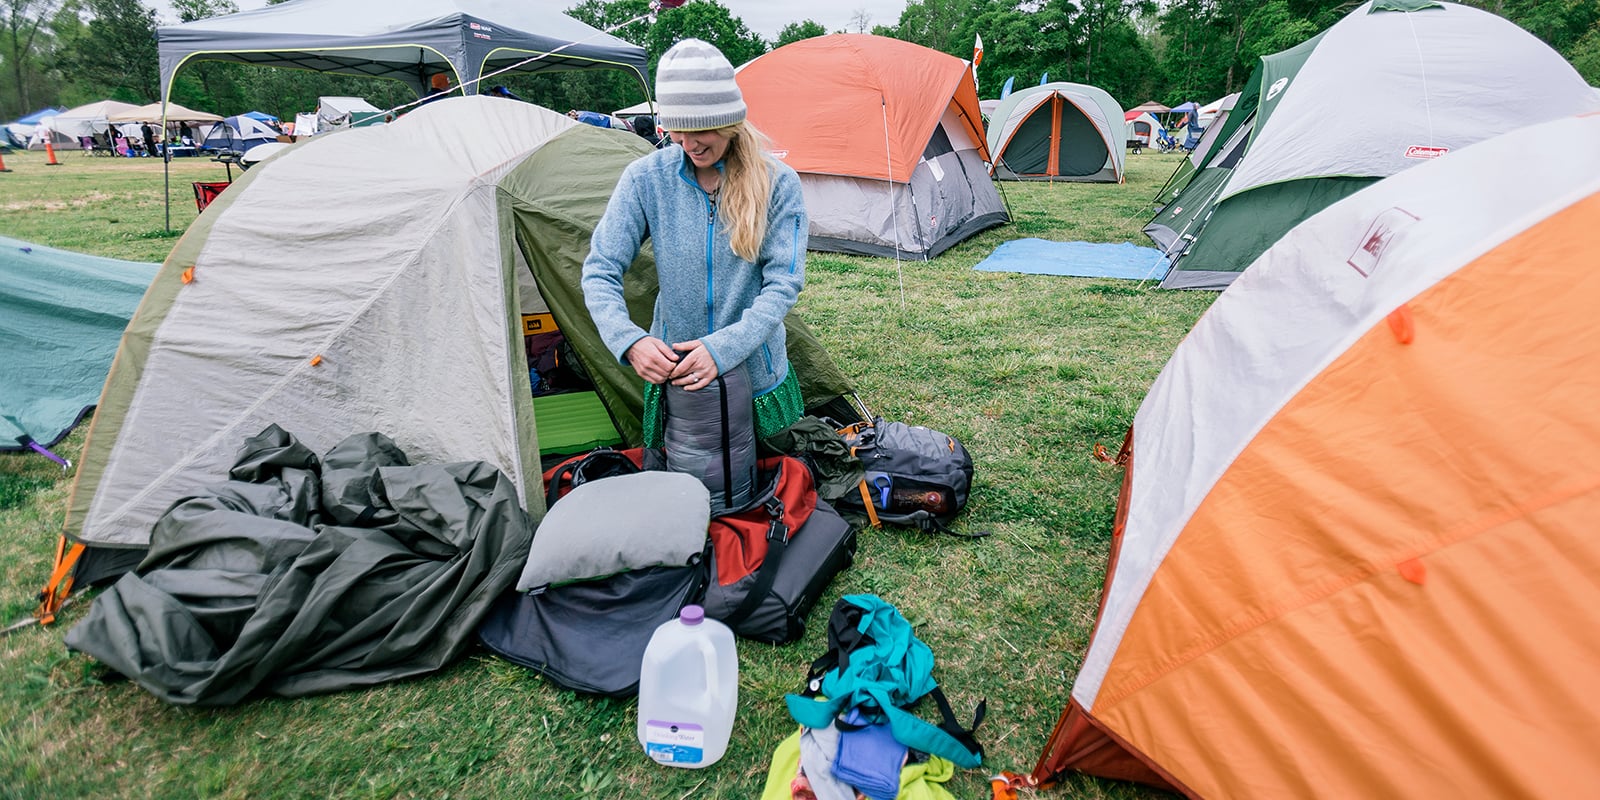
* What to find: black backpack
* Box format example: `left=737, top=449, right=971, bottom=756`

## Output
left=835, top=418, right=983, bottom=536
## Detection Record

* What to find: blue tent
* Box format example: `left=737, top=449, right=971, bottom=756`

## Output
left=4, top=106, right=66, bottom=147
left=9, top=107, right=63, bottom=125
left=201, top=114, right=281, bottom=152
left=0, top=235, right=158, bottom=455
left=242, top=110, right=279, bottom=125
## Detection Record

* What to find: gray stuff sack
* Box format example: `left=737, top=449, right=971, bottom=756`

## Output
left=663, top=367, right=757, bottom=514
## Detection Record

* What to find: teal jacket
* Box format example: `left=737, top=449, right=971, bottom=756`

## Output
left=581, top=145, right=807, bottom=396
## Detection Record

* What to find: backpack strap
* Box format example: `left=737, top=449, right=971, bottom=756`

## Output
left=873, top=686, right=986, bottom=769
left=544, top=448, right=640, bottom=506
left=719, top=494, right=788, bottom=626
left=544, top=455, right=585, bottom=507
left=716, top=375, right=734, bottom=505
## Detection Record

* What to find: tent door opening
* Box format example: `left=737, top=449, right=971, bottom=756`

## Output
left=512, top=236, right=623, bottom=463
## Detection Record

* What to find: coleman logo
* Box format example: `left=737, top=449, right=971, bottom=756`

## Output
left=1347, top=207, right=1420, bottom=277
left=1266, top=77, right=1289, bottom=101
left=1405, top=145, right=1449, bottom=159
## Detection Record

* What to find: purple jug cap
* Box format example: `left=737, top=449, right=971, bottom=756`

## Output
left=680, top=605, right=705, bottom=625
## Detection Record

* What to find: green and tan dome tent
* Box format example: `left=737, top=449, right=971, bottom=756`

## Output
left=38, top=97, right=858, bottom=616
left=1149, top=0, right=1600, bottom=290
left=1034, top=111, right=1600, bottom=797
left=986, top=82, right=1126, bottom=183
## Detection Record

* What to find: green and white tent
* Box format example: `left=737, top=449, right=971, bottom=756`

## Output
left=1150, top=0, right=1600, bottom=290
left=987, top=82, right=1126, bottom=182
left=57, top=97, right=857, bottom=587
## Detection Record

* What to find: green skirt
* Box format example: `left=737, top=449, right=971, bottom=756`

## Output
left=642, top=369, right=804, bottom=449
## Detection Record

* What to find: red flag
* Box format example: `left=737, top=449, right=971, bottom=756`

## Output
left=972, top=33, right=984, bottom=68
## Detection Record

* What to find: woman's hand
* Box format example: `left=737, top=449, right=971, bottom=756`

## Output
left=625, top=337, right=680, bottom=384
left=668, top=340, right=718, bottom=391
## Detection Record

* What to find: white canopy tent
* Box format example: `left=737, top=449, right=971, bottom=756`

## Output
left=151, top=0, right=651, bottom=229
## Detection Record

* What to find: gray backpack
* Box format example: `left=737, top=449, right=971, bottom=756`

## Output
left=836, top=418, right=983, bottom=536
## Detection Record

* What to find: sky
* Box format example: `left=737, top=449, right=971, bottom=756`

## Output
left=150, top=1, right=913, bottom=42
left=716, top=1, right=910, bottom=40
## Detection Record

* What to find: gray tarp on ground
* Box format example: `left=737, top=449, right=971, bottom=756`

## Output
left=64, top=424, right=532, bottom=706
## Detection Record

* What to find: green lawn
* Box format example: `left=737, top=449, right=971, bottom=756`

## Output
left=0, top=145, right=1213, bottom=799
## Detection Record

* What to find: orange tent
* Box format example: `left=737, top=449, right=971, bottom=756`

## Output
left=737, top=35, right=1007, bottom=258
left=738, top=35, right=989, bottom=182
left=1033, top=111, right=1600, bottom=797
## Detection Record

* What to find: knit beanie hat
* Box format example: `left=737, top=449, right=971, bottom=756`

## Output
left=655, top=39, right=746, bottom=132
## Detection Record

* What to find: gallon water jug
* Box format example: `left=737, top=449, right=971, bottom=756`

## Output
left=637, top=605, right=738, bottom=768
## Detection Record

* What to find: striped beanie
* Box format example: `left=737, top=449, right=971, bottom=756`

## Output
left=655, top=39, right=746, bottom=132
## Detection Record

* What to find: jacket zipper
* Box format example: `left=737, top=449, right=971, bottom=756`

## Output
left=704, top=189, right=715, bottom=336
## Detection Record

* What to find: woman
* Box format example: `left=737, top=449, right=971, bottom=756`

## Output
left=581, top=38, right=808, bottom=448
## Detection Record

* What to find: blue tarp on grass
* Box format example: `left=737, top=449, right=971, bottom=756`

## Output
left=973, top=238, right=1171, bottom=281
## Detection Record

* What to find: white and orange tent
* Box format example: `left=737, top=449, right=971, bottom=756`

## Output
left=737, top=34, right=1008, bottom=258
left=1033, top=111, right=1600, bottom=797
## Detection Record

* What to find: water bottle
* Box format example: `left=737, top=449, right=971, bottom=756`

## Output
left=637, top=605, right=738, bottom=768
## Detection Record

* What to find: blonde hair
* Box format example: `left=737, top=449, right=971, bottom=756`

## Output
left=715, top=120, right=773, bottom=262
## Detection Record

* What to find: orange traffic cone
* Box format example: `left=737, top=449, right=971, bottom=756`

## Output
left=0, top=150, right=11, bottom=172
left=44, top=139, right=61, bottom=166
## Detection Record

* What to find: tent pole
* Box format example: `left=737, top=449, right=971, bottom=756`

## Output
left=163, top=140, right=171, bottom=231
left=161, top=93, right=171, bottom=232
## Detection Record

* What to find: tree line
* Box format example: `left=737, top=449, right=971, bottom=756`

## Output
left=3, top=0, right=1597, bottom=123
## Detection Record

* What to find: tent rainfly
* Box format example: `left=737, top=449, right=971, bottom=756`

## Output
left=986, top=82, right=1126, bottom=182
left=1149, top=0, right=1600, bottom=290
left=1033, top=110, right=1600, bottom=799
left=38, top=97, right=859, bottom=616
left=737, top=34, right=1009, bottom=258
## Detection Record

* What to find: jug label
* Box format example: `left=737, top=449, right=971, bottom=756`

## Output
left=644, top=720, right=705, bottom=764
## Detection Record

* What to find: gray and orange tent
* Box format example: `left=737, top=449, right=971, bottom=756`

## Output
left=737, top=34, right=1008, bottom=259
left=1031, top=111, right=1600, bottom=797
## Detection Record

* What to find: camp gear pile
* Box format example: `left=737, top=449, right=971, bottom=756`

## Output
left=63, top=425, right=531, bottom=706
left=479, top=448, right=855, bottom=694
left=786, top=595, right=985, bottom=769
left=701, top=455, right=857, bottom=644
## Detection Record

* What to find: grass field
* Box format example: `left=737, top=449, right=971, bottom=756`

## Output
left=0, top=144, right=1214, bottom=799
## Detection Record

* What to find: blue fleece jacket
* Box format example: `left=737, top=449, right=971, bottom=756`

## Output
left=581, top=144, right=808, bottom=396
